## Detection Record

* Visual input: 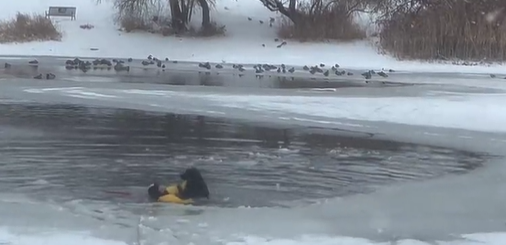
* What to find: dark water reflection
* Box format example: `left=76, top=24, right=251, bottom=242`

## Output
left=112, top=72, right=411, bottom=89
left=1, top=64, right=408, bottom=89
left=0, top=103, right=485, bottom=207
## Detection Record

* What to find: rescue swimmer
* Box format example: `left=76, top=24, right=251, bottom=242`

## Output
left=148, top=167, right=210, bottom=204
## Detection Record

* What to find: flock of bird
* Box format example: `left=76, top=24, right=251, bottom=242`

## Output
left=3, top=55, right=396, bottom=81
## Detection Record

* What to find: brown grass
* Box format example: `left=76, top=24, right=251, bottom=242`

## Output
left=187, top=22, right=226, bottom=37
left=379, top=1, right=506, bottom=61
left=118, top=12, right=226, bottom=37
left=119, top=14, right=152, bottom=33
left=277, top=0, right=365, bottom=42
left=112, top=0, right=224, bottom=37
left=0, top=12, right=61, bottom=43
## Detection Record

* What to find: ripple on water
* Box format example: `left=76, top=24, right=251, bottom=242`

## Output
left=0, top=103, right=487, bottom=208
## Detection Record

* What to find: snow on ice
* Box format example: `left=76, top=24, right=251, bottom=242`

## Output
left=23, top=87, right=506, bottom=133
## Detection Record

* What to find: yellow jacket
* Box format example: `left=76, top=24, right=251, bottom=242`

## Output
left=157, top=180, right=194, bottom=205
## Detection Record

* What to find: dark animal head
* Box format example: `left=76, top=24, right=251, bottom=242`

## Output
left=179, top=167, right=210, bottom=199
left=147, top=183, right=162, bottom=200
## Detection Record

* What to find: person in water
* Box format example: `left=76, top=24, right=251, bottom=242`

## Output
left=148, top=167, right=210, bottom=204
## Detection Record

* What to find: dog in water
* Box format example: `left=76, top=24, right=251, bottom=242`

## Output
left=148, top=167, right=209, bottom=204
left=179, top=166, right=210, bottom=199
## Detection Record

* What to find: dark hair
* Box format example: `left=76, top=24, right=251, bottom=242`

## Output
left=179, top=167, right=210, bottom=199
left=147, top=183, right=162, bottom=200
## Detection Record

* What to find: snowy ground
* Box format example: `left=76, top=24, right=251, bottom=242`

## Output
left=1, top=0, right=506, bottom=75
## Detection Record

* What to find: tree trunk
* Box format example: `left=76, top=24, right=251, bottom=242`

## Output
left=197, top=0, right=211, bottom=28
left=274, top=0, right=300, bottom=25
left=169, top=0, right=185, bottom=33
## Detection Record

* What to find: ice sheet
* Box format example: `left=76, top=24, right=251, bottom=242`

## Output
left=24, top=87, right=505, bottom=133
left=201, top=93, right=506, bottom=133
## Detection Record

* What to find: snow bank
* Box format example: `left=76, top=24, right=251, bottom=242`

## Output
left=227, top=235, right=387, bottom=245
left=0, top=0, right=505, bottom=74
left=0, top=227, right=127, bottom=245
left=2, top=228, right=505, bottom=245
left=228, top=233, right=506, bottom=245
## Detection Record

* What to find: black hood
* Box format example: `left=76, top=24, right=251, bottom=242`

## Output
left=147, top=183, right=162, bottom=200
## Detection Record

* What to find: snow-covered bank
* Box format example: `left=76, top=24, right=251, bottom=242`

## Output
left=2, top=207, right=506, bottom=245
left=231, top=234, right=506, bottom=245
left=0, top=0, right=506, bottom=75
left=3, top=226, right=506, bottom=245
left=0, top=216, right=506, bottom=245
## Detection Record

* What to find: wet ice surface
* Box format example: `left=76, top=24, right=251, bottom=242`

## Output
left=0, top=102, right=492, bottom=245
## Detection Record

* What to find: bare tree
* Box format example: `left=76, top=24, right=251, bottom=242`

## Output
left=99, top=0, right=215, bottom=33
left=259, top=0, right=373, bottom=25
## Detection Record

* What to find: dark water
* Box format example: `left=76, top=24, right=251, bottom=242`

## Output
left=0, top=102, right=485, bottom=207
left=106, top=71, right=410, bottom=89
left=0, top=60, right=411, bottom=89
